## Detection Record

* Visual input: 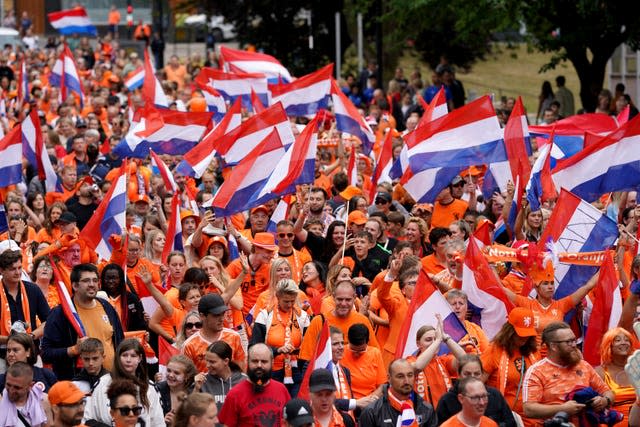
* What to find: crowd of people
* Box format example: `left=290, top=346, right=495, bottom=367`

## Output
left=0, top=22, right=638, bottom=427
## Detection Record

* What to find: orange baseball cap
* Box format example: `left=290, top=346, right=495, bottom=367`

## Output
left=508, top=307, right=537, bottom=337
left=208, top=235, right=228, bottom=249
left=348, top=210, right=368, bottom=226
left=48, top=381, right=87, bottom=405
left=251, top=205, right=270, bottom=215
left=339, top=185, right=363, bottom=201
left=180, top=209, right=200, bottom=224
left=252, top=232, right=278, bottom=251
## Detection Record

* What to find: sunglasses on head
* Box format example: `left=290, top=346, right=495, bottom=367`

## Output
left=278, top=232, right=294, bottom=239
left=185, top=321, right=203, bottom=329
left=115, top=406, right=143, bottom=416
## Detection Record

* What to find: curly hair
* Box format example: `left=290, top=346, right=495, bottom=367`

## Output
left=600, top=327, right=636, bottom=365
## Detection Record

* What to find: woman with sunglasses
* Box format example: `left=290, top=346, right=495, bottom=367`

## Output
left=175, top=311, right=203, bottom=349
left=85, top=339, right=164, bottom=426
left=107, top=378, right=144, bottom=427
left=194, top=341, right=246, bottom=413
left=156, top=355, right=197, bottom=425
left=251, top=279, right=310, bottom=396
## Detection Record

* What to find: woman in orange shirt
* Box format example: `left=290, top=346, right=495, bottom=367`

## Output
left=481, top=307, right=539, bottom=421
left=299, top=260, right=327, bottom=315
left=149, top=281, right=202, bottom=343
left=35, top=202, right=67, bottom=244
left=143, top=229, right=166, bottom=267
left=30, top=256, right=59, bottom=309
left=175, top=311, right=203, bottom=350
left=251, top=279, right=310, bottom=396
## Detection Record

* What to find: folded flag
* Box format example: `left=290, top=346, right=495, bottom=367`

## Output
left=219, top=45, right=292, bottom=83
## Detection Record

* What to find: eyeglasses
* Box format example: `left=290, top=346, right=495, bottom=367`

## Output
left=115, top=406, right=143, bottom=416
left=278, top=232, right=294, bottom=239
left=552, top=338, right=577, bottom=346
left=58, top=399, right=87, bottom=408
left=463, top=394, right=489, bottom=403
left=185, top=321, right=203, bottom=329
left=37, top=264, right=52, bottom=270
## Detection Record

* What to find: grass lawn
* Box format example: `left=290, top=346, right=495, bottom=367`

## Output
left=398, top=43, right=583, bottom=117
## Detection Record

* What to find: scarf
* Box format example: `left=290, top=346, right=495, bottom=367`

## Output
left=0, top=385, right=48, bottom=427
left=387, top=389, right=419, bottom=427
left=0, top=282, right=31, bottom=336
left=275, top=308, right=298, bottom=384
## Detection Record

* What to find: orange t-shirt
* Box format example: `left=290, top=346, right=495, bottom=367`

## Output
left=431, top=199, right=469, bottom=229
left=124, top=258, right=162, bottom=294
left=406, top=353, right=456, bottom=407
left=421, top=254, right=447, bottom=275
left=182, top=329, right=246, bottom=373
left=263, top=308, right=305, bottom=371
left=481, top=344, right=539, bottom=416
left=299, top=311, right=379, bottom=361
left=377, top=277, right=409, bottom=366
left=227, top=259, right=271, bottom=317
left=165, top=65, right=187, bottom=89
left=341, top=346, right=387, bottom=398
left=156, top=305, right=187, bottom=339
left=165, top=286, right=183, bottom=309
left=367, top=288, right=390, bottom=349
left=108, top=9, right=121, bottom=25
left=441, top=415, right=498, bottom=427
left=253, top=289, right=310, bottom=319
left=502, top=271, right=526, bottom=294
left=514, top=295, right=574, bottom=351
left=461, top=320, right=489, bottom=354
left=523, top=358, right=609, bottom=426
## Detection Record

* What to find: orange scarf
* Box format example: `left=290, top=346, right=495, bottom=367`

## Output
left=0, top=282, right=32, bottom=336
left=387, top=389, right=419, bottom=427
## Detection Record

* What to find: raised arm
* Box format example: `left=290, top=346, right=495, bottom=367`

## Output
left=569, top=270, right=599, bottom=305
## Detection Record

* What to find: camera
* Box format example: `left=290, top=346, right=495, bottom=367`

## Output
left=543, top=412, right=571, bottom=427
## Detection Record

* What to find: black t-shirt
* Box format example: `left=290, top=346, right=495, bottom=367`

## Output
left=66, top=197, right=99, bottom=231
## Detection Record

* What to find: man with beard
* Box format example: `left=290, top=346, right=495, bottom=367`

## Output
left=49, top=381, right=87, bottom=427
left=522, top=322, right=613, bottom=425
left=359, top=358, right=437, bottom=426
left=219, top=343, right=291, bottom=427
left=305, top=187, right=335, bottom=235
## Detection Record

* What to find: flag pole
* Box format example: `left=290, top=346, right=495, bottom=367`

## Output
left=340, top=199, right=350, bottom=262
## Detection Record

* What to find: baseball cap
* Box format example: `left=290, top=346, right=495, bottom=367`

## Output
left=56, top=211, right=77, bottom=224
left=75, top=118, right=87, bottom=129
left=283, top=399, right=314, bottom=427
left=252, top=232, right=278, bottom=251
left=339, top=185, right=363, bottom=201
left=251, top=205, right=269, bottom=215
left=450, top=175, right=464, bottom=186
left=48, top=381, right=87, bottom=406
left=132, top=194, right=150, bottom=204
left=198, top=294, right=229, bottom=316
left=374, top=192, right=392, bottom=204
left=309, top=368, right=337, bottom=393
left=207, top=235, right=228, bottom=250
left=508, top=307, right=537, bottom=338
left=348, top=210, right=367, bottom=226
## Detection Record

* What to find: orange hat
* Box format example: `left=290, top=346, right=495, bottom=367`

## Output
left=508, top=307, right=537, bottom=338
left=348, top=210, right=368, bottom=226
left=252, top=232, right=278, bottom=251
left=131, top=194, right=150, bottom=204
left=180, top=209, right=200, bottom=224
left=251, top=205, right=269, bottom=215
left=414, top=203, right=433, bottom=213
left=48, top=381, right=87, bottom=405
left=530, top=261, right=554, bottom=284
left=339, top=185, right=363, bottom=201
left=208, top=235, right=228, bottom=249
left=190, top=97, right=207, bottom=112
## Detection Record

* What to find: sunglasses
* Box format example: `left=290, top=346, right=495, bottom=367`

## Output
left=185, top=321, right=203, bottom=329
left=278, top=232, right=294, bottom=239
left=451, top=182, right=465, bottom=188
left=375, top=199, right=388, bottom=205
left=115, top=406, right=143, bottom=416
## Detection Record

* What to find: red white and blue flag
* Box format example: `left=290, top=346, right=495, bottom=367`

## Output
left=583, top=252, right=622, bottom=366
left=270, top=64, right=333, bottom=117
left=162, top=193, right=184, bottom=262
left=395, top=269, right=467, bottom=358
left=175, top=98, right=242, bottom=178
left=149, top=149, right=178, bottom=193
left=462, top=237, right=515, bottom=339
left=219, top=46, right=292, bottom=83
left=539, top=189, right=618, bottom=299
left=142, top=50, right=169, bottom=108
left=124, top=67, right=144, bottom=91
left=199, top=85, right=227, bottom=123
left=196, top=67, right=269, bottom=111
left=22, top=109, right=61, bottom=192
left=552, top=113, right=640, bottom=202
left=47, top=7, right=97, bottom=36
left=80, top=161, right=128, bottom=260
left=49, top=254, right=86, bottom=337
left=267, top=196, right=292, bottom=234
left=370, top=129, right=395, bottom=201
left=114, top=106, right=213, bottom=158
left=525, top=142, right=555, bottom=212
left=214, top=101, right=295, bottom=166
left=530, top=114, right=617, bottom=160
left=331, top=79, right=375, bottom=154
left=298, top=321, right=332, bottom=400
left=17, top=60, right=29, bottom=104
left=49, top=44, right=85, bottom=106
left=0, top=125, right=23, bottom=188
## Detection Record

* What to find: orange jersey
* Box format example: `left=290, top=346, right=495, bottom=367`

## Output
left=377, top=277, right=409, bottom=366
left=461, top=320, right=489, bottom=354
left=523, top=358, right=609, bottom=426
left=367, top=288, right=390, bottom=349
left=341, top=346, right=387, bottom=398
left=420, top=254, right=447, bottom=275
left=431, top=199, right=468, bottom=229
left=514, top=295, right=574, bottom=352
left=502, top=271, right=526, bottom=294
left=227, top=259, right=271, bottom=317
left=441, top=416, right=498, bottom=427
left=273, top=249, right=311, bottom=283
left=407, top=353, right=456, bottom=407
left=182, top=329, right=246, bottom=373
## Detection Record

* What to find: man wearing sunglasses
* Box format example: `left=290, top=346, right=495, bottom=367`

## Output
left=274, top=220, right=311, bottom=283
